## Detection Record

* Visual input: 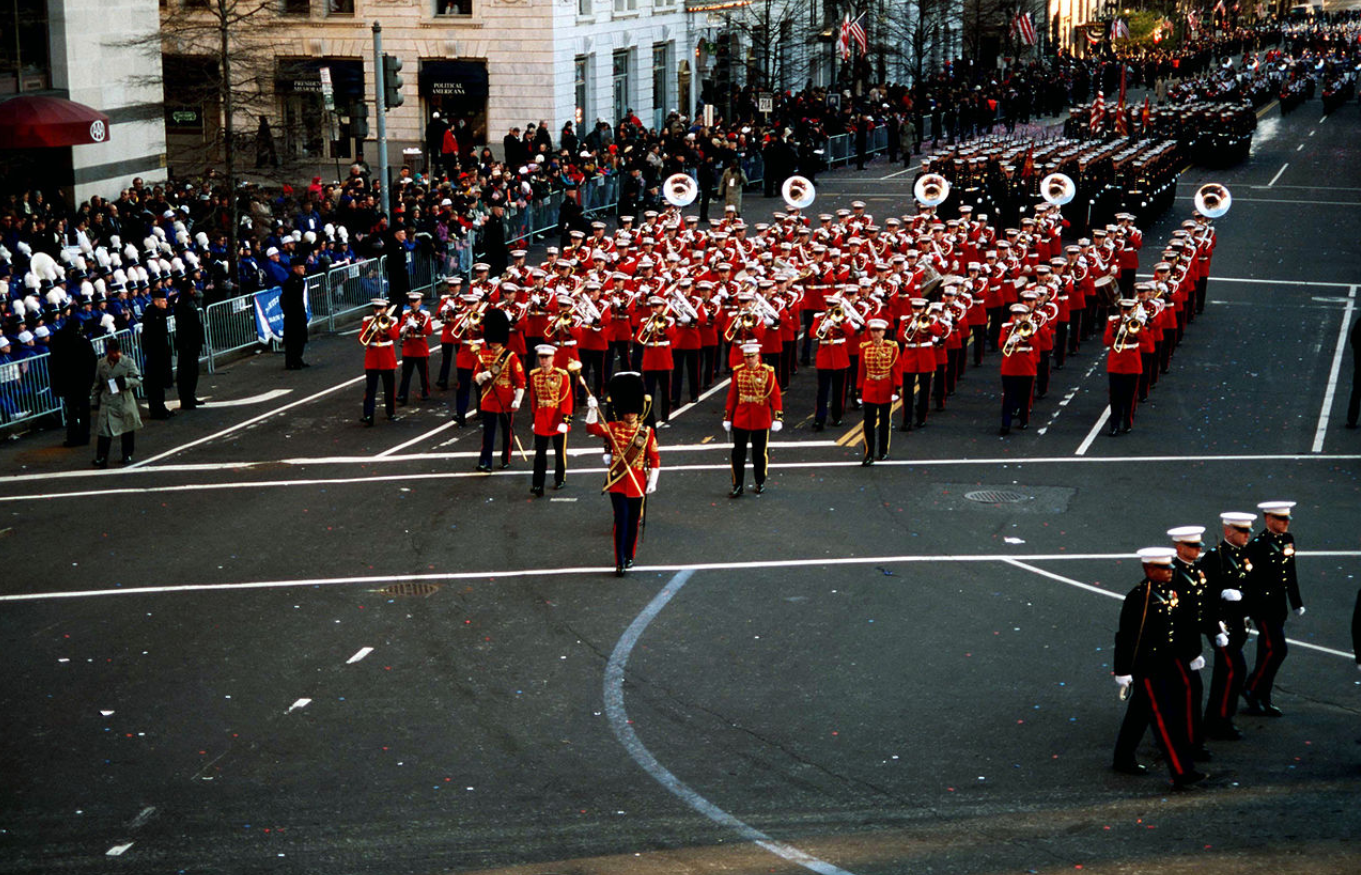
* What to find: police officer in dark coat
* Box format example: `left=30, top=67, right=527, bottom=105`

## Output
left=141, top=289, right=175, bottom=419
left=383, top=226, right=413, bottom=311
left=48, top=306, right=97, bottom=446
left=174, top=281, right=207, bottom=401
left=281, top=256, right=310, bottom=370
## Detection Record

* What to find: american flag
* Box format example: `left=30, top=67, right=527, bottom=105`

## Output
left=837, top=13, right=851, bottom=61
left=1011, top=12, right=1037, bottom=47
left=848, top=12, right=868, bottom=56
left=1187, top=10, right=1200, bottom=33
left=1090, top=91, right=1105, bottom=135
left=1115, top=105, right=1129, bottom=137
left=1212, top=0, right=1226, bottom=14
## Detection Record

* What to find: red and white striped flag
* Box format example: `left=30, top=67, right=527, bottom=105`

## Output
left=1213, top=0, right=1226, bottom=14
left=1011, top=12, right=1037, bottom=47
left=848, top=12, right=868, bottom=56
left=1090, top=91, right=1105, bottom=135
left=1187, top=10, right=1200, bottom=33
left=838, top=13, right=851, bottom=61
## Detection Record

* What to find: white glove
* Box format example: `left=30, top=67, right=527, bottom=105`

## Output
left=511, top=388, right=524, bottom=411
left=1114, top=674, right=1133, bottom=688
left=722, top=420, right=732, bottom=433
left=557, top=423, right=569, bottom=434
left=602, top=452, right=611, bottom=465
left=891, top=394, right=900, bottom=402
left=474, top=371, right=490, bottom=386
left=587, top=395, right=598, bottom=409
left=1221, top=588, right=1242, bottom=602
left=646, top=468, right=659, bottom=495
left=1214, top=632, right=1229, bottom=648
left=1295, top=606, right=1306, bottom=616
left=679, top=315, right=691, bottom=325
left=771, top=420, right=783, bottom=433
left=1190, top=656, right=1206, bottom=671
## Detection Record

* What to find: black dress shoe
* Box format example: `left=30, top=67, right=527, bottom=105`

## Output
left=615, top=564, right=626, bottom=577
left=1108, top=423, right=1120, bottom=437
left=754, top=483, right=765, bottom=494
left=436, top=381, right=449, bottom=390
left=475, top=464, right=492, bottom=473
left=530, top=487, right=544, bottom=497
left=1260, top=703, right=1283, bottom=717
left=1192, top=746, right=1213, bottom=762
left=1205, top=722, right=1243, bottom=741
left=92, top=457, right=108, bottom=469
left=1173, top=770, right=1209, bottom=789
left=999, top=427, right=1010, bottom=436
left=811, top=422, right=824, bottom=432
left=831, top=419, right=842, bottom=427
left=861, top=457, right=874, bottom=466
left=1112, top=760, right=1148, bottom=776
left=361, top=416, right=374, bottom=427
left=386, top=414, right=401, bottom=422
left=500, top=462, right=511, bottom=470
left=149, top=410, right=174, bottom=420
left=1017, top=421, right=1027, bottom=430
left=899, top=423, right=912, bottom=432
left=624, top=559, right=634, bottom=569
left=553, top=481, right=566, bottom=490
left=877, top=453, right=888, bottom=461
left=119, top=455, right=134, bottom=465
left=729, top=486, right=744, bottom=498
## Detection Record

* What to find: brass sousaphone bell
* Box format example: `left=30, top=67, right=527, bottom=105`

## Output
left=1039, top=172, right=1077, bottom=206
left=913, top=173, right=951, bottom=208
left=663, top=173, right=699, bottom=208
left=781, top=174, right=816, bottom=210
left=1193, top=183, right=1232, bottom=218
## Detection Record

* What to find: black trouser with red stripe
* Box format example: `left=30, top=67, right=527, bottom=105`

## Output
left=1246, top=616, right=1289, bottom=706
left=398, top=355, right=430, bottom=401
left=1206, top=628, right=1248, bottom=727
left=1109, top=372, right=1138, bottom=431
left=1114, top=668, right=1194, bottom=780
left=1177, top=657, right=1206, bottom=750
left=609, top=492, right=644, bottom=566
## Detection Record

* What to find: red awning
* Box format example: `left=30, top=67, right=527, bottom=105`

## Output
left=0, top=95, right=112, bottom=149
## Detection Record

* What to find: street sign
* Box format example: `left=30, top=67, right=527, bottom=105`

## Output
left=319, top=66, right=335, bottom=112
left=757, top=93, right=772, bottom=114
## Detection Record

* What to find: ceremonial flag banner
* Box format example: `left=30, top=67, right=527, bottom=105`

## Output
left=838, top=13, right=851, bottom=61
left=849, top=13, right=868, bottom=55
left=1011, top=12, right=1037, bottom=47
left=1213, top=0, right=1226, bottom=14
left=1090, top=91, right=1105, bottom=134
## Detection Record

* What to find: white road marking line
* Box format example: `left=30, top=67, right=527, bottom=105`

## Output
left=6, top=453, right=1361, bottom=504
left=1268, top=162, right=1289, bottom=186
left=1075, top=406, right=1111, bottom=456
left=286, top=698, right=312, bottom=714
left=129, top=376, right=366, bottom=469
left=346, top=647, right=374, bottom=664
left=1309, top=129, right=1316, bottom=137
left=188, top=389, right=292, bottom=408
left=1004, top=559, right=1356, bottom=660
left=375, top=420, right=458, bottom=457
left=669, top=377, right=731, bottom=421
left=6, top=551, right=1358, bottom=604
left=106, top=843, right=134, bottom=856
left=128, top=806, right=156, bottom=829
left=1296, top=143, right=1305, bottom=152
left=1312, top=285, right=1358, bottom=453
left=878, top=164, right=920, bottom=180
left=605, top=568, right=857, bottom=875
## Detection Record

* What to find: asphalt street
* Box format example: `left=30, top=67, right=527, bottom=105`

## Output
left=1, top=99, right=1360, bottom=875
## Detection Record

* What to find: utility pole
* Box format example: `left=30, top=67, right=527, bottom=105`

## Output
left=373, top=21, right=389, bottom=216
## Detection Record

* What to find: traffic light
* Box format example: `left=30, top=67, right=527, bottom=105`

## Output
left=350, top=102, right=369, bottom=139
left=382, top=54, right=404, bottom=110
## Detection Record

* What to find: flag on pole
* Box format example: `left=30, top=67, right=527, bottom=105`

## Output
left=1090, top=91, right=1105, bottom=135
left=1011, top=12, right=1037, bottom=47
left=1115, top=105, right=1128, bottom=137
left=1212, top=0, right=1226, bottom=14
left=1021, top=145, right=1035, bottom=179
left=1187, top=10, right=1200, bottom=33
left=848, top=12, right=868, bottom=56
left=838, top=13, right=851, bottom=61
left=1111, top=18, right=1130, bottom=40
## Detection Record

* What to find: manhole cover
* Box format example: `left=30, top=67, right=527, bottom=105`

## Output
left=964, top=489, right=1031, bottom=504
left=376, top=582, right=443, bottom=597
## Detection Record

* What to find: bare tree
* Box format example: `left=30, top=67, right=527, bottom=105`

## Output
left=728, top=0, right=819, bottom=93
left=119, top=0, right=285, bottom=291
left=882, top=0, right=949, bottom=86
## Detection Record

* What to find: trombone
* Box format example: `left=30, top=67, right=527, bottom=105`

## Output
left=1001, top=315, right=1037, bottom=356
left=1111, top=310, right=1144, bottom=353
left=359, top=311, right=395, bottom=346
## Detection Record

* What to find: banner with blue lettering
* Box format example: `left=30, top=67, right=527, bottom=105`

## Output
left=253, top=286, right=311, bottom=344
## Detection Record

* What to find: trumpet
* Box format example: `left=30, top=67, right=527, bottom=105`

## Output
left=1001, top=316, right=1037, bottom=356
left=450, top=302, right=486, bottom=339
left=1111, top=311, right=1144, bottom=353
left=359, top=312, right=395, bottom=346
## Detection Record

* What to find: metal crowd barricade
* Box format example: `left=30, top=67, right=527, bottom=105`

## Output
left=823, top=134, right=852, bottom=167
left=0, top=352, right=61, bottom=429
left=327, top=256, right=388, bottom=325
left=741, top=151, right=764, bottom=189
left=202, top=291, right=265, bottom=373
left=580, top=174, right=621, bottom=216
left=305, top=273, right=329, bottom=329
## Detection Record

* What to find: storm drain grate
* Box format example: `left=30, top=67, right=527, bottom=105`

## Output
left=376, top=582, right=444, bottom=597
left=964, top=489, right=1032, bottom=504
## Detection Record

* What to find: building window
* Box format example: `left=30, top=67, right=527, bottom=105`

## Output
left=578, top=0, right=591, bottom=15
left=574, top=55, right=590, bottom=127
left=327, top=0, right=354, bottom=15
left=436, top=0, right=472, bottom=15
left=651, top=43, right=669, bottom=128
left=281, top=0, right=310, bottom=14
left=612, top=0, right=637, bottom=14
left=612, top=49, right=630, bottom=125
left=0, top=0, right=51, bottom=95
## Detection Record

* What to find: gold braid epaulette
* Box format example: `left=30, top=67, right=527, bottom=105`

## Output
left=602, top=423, right=650, bottom=492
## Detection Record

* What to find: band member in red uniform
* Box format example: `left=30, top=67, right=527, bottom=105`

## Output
left=857, top=318, right=900, bottom=464
left=636, top=296, right=676, bottom=424
left=396, top=291, right=434, bottom=404
left=585, top=372, right=659, bottom=577
left=527, top=344, right=574, bottom=496
left=450, top=293, right=484, bottom=426
left=474, top=308, right=527, bottom=471
left=723, top=342, right=783, bottom=497
left=810, top=295, right=854, bottom=430
left=1105, top=298, right=1143, bottom=436
left=998, top=302, right=1037, bottom=436
left=358, top=297, right=401, bottom=426
left=435, top=275, right=464, bottom=389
